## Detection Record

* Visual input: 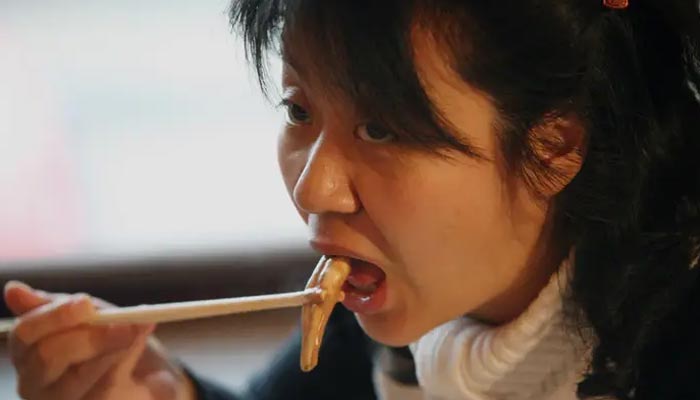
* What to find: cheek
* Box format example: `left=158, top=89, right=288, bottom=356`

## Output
left=370, top=162, right=513, bottom=295
left=382, top=163, right=506, bottom=255
left=354, top=161, right=517, bottom=344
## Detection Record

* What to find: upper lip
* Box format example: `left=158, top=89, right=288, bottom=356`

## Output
left=309, top=240, right=381, bottom=267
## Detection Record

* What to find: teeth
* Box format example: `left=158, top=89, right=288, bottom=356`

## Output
left=352, top=282, right=377, bottom=292
left=347, top=276, right=378, bottom=293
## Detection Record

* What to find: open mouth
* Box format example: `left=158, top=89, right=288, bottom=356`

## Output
left=333, top=256, right=388, bottom=314
left=343, top=257, right=386, bottom=293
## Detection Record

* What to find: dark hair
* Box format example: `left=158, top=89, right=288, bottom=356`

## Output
left=229, top=1, right=700, bottom=399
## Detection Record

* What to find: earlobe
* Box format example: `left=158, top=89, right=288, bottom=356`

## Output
left=530, top=114, right=586, bottom=195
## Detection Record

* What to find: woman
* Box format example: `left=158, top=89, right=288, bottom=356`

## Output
left=5, top=0, right=700, bottom=399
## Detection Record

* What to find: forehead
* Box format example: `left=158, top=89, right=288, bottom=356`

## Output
left=279, top=29, right=352, bottom=99
left=282, top=25, right=488, bottom=108
left=281, top=25, right=465, bottom=98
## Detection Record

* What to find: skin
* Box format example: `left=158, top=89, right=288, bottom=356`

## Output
left=279, top=29, right=584, bottom=346
left=2, top=23, right=584, bottom=400
left=3, top=282, right=195, bottom=400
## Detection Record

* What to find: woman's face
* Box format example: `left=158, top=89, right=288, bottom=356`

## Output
left=278, top=31, right=555, bottom=346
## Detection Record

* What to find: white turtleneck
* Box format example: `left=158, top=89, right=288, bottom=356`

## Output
left=373, top=258, right=591, bottom=400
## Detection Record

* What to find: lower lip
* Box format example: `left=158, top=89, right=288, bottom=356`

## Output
left=341, top=276, right=387, bottom=315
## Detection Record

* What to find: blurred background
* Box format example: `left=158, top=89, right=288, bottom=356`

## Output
left=0, top=1, right=316, bottom=397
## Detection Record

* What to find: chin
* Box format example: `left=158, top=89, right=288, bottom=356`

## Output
left=353, top=310, right=426, bottom=347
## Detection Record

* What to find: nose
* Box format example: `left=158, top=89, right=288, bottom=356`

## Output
left=292, top=134, right=360, bottom=216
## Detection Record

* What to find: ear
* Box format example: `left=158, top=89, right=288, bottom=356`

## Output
left=529, top=113, right=586, bottom=196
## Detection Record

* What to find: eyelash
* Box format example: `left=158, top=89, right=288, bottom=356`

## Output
left=278, top=98, right=397, bottom=144
left=355, top=123, right=397, bottom=144
left=279, top=99, right=311, bottom=126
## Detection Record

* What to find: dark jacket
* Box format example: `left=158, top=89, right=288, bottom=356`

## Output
left=186, top=305, right=385, bottom=400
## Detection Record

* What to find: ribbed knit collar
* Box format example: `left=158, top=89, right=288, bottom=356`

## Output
left=408, top=256, right=588, bottom=400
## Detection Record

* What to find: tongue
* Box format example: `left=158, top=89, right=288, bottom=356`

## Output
left=347, top=259, right=386, bottom=287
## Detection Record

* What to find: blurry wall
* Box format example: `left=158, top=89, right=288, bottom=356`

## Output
left=0, top=0, right=306, bottom=265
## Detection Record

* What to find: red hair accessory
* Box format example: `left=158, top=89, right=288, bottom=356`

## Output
left=603, top=0, right=629, bottom=9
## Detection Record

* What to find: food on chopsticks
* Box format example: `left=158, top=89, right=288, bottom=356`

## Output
left=0, top=256, right=351, bottom=374
left=300, top=256, right=351, bottom=371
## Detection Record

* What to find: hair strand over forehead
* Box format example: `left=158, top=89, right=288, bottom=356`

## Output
left=230, top=0, right=494, bottom=158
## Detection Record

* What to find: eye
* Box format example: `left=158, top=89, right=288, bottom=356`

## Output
left=280, top=99, right=311, bottom=125
left=356, top=123, right=396, bottom=144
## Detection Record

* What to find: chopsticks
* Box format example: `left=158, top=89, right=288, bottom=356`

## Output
left=0, top=288, right=323, bottom=335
